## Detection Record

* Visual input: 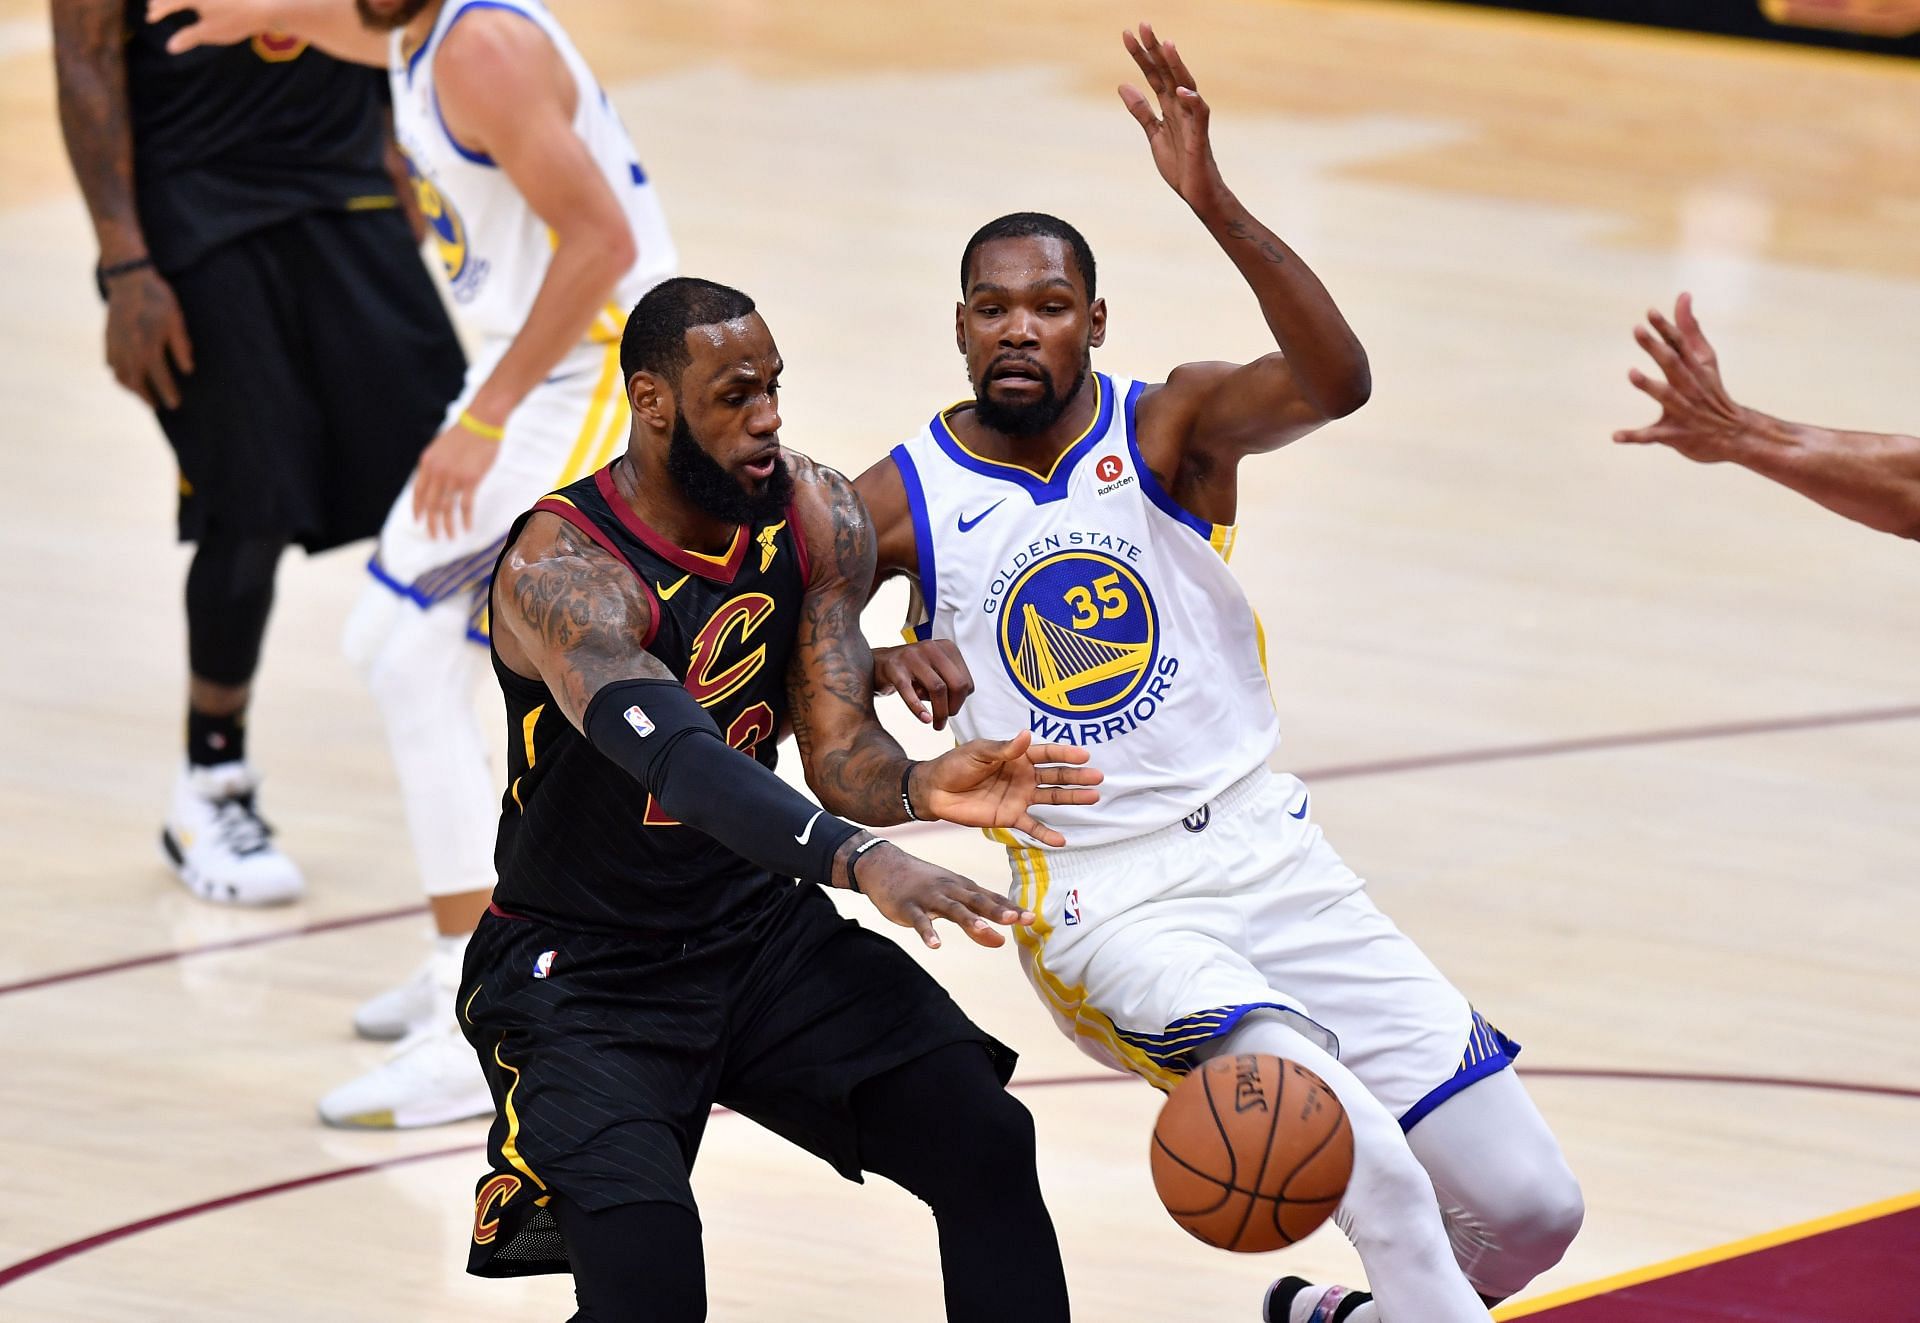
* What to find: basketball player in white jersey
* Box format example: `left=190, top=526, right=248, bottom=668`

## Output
left=154, top=0, right=677, bottom=1128
left=858, top=27, right=1582, bottom=1323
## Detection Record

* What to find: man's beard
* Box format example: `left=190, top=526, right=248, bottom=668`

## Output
left=666, top=412, right=793, bottom=524
left=354, top=0, right=432, bottom=31
left=971, top=354, right=1089, bottom=438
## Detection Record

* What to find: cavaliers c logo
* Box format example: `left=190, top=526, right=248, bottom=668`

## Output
left=684, top=593, right=775, bottom=707
left=998, top=551, right=1159, bottom=718
left=472, top=1173, right=521, bottom=1245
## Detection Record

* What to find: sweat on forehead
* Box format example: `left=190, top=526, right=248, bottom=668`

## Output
left=620, top=276, right=759, bottom=383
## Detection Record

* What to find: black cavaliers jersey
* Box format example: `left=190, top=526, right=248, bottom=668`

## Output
left=490, top=464, right=813, bottom=935
left=126, top=4, right=394, bottom=272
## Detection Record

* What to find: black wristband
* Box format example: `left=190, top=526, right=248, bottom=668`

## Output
left=844, top=836, right=887, bottom=894
left=96, top=255, right=155, bottom=300
left=900, top=763, right=921, bottom=822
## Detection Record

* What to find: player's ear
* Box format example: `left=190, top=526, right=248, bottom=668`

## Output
left=628, top=370, right=673, bottom=432
left=1088, top=297, right=1108, bottom=349
left=954, top=301, right=968, bottom=356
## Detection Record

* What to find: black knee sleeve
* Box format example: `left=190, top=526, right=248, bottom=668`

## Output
left=185, top=532, right=286, bottom=686
left=853, top=1044, right=1067, bottom=1323
left=553, top=1198, right=706, bottom=1323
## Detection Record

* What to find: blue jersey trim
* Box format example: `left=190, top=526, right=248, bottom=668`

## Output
left=1121, top=377, right=1214, bottom=540
left=1112, top=1000, right=1335, bottom=1075
left=428, top=0, right=551, bottom=168
left=926, top=372, right=1113, bottom=504
left=1399, top=1011, right=1521, bottom=1133
left=890, top=445, right=938, bottom=642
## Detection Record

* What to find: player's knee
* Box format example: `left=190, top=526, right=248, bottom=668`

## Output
left=1493, top=1164, right=1584, bottom=1270
left=967, top=1087, right=1038, bottom=1171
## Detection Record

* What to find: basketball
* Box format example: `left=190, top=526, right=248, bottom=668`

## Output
left=1149, top=1053, right=1353, bottom=1253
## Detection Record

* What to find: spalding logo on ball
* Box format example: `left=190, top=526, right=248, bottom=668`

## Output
left=1150, top=1053, right=1353, bottom=1252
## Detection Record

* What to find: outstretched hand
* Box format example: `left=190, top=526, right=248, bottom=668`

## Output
left=1119, top=23, right=1229, bottom=216
left=915, top=731, right=1101, bottom=848
left=1615, top=292, right=1752, bottom=464
left=846, top=841, right=1034, bottom=950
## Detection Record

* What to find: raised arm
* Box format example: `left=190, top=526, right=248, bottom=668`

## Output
left=52, top=0, right=196, bottom=409
left=1120, top=23, right=1369, bottom=462
left=1619, top=294, right=1920, bottom=541
left=145, top=0, right=386, bottom=65
left=784, top=457, right=1099, bottom=842
left=493, top=509, right=1033, bottom=948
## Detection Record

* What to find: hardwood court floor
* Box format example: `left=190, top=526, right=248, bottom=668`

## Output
left=0, top=1, right=1916, bottom=1318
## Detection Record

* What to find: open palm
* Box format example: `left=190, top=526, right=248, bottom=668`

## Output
left=1119, top=23, right=1227, bottom=214
left=919, top=732, right=1101, bottom=848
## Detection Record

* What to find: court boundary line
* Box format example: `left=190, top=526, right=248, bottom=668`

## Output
left=5, top=700, right=1914, bottom=1001
left=1492, top=1187, right=1920, bottom=1318
left=0, top=904, right=429, bottom=998
left=3, top=1066, right=1916, bottom=1293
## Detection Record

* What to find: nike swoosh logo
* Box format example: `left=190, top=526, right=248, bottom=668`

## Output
left=1288, top=795, right=1309, bottom=820
left=957, top=500, right=1005, bottom=533
left=656, top=573, right=691, bottom=601
left=794, top=810, right=823, bottom=845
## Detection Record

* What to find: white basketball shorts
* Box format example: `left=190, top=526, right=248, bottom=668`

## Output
left=1003, top=765, right=1517, bottom=1128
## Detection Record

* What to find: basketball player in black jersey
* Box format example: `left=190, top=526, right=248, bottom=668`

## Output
left=463, top=278, right=1087, bottom=1322
left=52, top=0, right=463, bottom=903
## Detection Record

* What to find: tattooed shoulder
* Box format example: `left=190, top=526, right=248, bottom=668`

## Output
left=497, top=513, right=669, bottom=710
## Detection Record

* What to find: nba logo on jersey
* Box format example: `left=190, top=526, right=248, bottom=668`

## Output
left=532, top=950, right=557, bottom=979
left=623, top=705, right=655, bottom=738
left=1063, top=889, right=1082, bottom=927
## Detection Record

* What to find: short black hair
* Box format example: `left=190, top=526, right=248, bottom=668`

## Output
left=959, top=212, right=1096, bottom=300
left=621, top=277, right=757, bottom=385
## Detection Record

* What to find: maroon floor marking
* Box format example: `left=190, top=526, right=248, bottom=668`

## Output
left=0, top=904, right=427, bottom=998
left=1527, top=1207, right=1920, bottom=1321
left=1292, top=702, right=1920, bottom=781
left=4, top=1066, right=1916, bottom=1293
left=8, top=700, right=1915, bottom=1001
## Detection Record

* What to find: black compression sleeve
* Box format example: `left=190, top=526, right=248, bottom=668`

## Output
left=582, top=678, right=861, bottom=886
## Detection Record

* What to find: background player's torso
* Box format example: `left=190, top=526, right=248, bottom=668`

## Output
left=388, top=0, right=678, bottom=342
left=490, top=463, right=809, bottom=933
left=894, top=372, right=1279, bottom=848
left=125, top=6, right=393, bottom=272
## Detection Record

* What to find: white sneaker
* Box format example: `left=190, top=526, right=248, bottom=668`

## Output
left=353, top=934, right=467, bottom=1041
left=317, top=1019, right=494, bottom=1129
left=160, top=761, right=304, bottom=906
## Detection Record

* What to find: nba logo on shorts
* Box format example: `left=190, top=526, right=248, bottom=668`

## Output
left=623, top=705, right=655, bottom=738
left=532, top=949, right=556, bottom=979
left=1063, top=889, right=1081, bottom=927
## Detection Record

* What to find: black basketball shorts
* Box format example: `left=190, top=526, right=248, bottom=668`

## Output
left=458, top=882, right=1015, bottom=1278
left=156, top=207, right=465, bottom=552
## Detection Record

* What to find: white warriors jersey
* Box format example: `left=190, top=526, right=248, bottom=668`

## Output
left=389, top=0, right=677, bottom=342
left=893, top=371, right=1280, bottom=848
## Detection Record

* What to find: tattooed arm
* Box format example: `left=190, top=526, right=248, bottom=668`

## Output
left=52, top=0, right=196, bottom=410
left=1121, top=24, right=1367, bottom=471
left=783, top=456, right=1100, bottom=844
left=491, top=512, right=678, bottom=720
left=782, top=455, right=913, bottom=824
